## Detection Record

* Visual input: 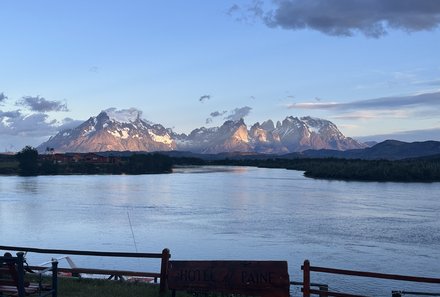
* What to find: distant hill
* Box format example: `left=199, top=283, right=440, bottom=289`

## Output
left=297, top=140, right=440, bottom=160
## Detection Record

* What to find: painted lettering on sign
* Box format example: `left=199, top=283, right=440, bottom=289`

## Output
left=178, top=269, right=215, bottom=282
left=168, top=260, right=290, bottom=297
left=241, top=271, right=273, bottom=285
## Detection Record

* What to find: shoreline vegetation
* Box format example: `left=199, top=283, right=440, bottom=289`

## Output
left=31, top=276, right=191, bottom=297
left=1, top=146, right=440, bottom=182
left=211, top=157, right=440, bottom=183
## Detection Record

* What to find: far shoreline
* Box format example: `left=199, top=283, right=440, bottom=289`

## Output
left=2, top=147, right=440, bottom=182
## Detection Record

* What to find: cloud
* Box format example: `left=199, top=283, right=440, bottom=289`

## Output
left=356, top=128, right=440, bottom=142
left=416, top=79, right=440, bottom=86
left=199, top=95, right=211, bottom=102
left=0, top=110, right=82, bottom=139
left=18, top=96, right=69, bottom=112
left=210, top=110, right=227, bottom=117
left=0, top=92, right=8, bottom=103
left=0, top=112, right=58, bottom=137
left=331, top=110, right=411, bottom=120
left=287, top=91, right=440, bottom=112
left=0, top=97, right=80, bottom=150
left=205, top=110, right=227, bottom=125
left=105, top=107, right=142, bottom=123
left=58, top=117, right=84, bottom=131
left=0, top=110, right=21, bottom=119
left=225, top=106, right=252, bottom=121
left=242, top=0, right=440, bottom=38
left=288, top=91, right=440, bottom=121
left=89, top=66, right=100, bottom=73
left=227, top=4, right=240, bottom=16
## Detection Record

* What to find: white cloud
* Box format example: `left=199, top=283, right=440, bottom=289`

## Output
left=105, top=107, right=142, bottom=123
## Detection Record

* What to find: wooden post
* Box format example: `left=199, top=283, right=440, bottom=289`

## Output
left=303, top=260, right=311, bottom=297
left=159, top=248, right=170, bottom=294
left=52, top=259, right=58, bottom=297
left=16, top=252, right=25, bottom=297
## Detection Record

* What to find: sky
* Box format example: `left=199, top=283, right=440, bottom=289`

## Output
left=1, top=0, right=440, bottom=151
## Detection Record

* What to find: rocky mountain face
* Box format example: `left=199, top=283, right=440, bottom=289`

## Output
left=174, top=119, right=252, bottom=154
left=38, top=110, right=176, bottom=153
left=248, top=116, right=365, bottom=154
left=38, top=110, right=366, bottom=153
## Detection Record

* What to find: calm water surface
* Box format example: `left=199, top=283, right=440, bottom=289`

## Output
left=1, top=166, right=439, bottom=296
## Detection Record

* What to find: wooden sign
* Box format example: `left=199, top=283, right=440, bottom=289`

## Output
left=168, top=261, right=290, bottom=297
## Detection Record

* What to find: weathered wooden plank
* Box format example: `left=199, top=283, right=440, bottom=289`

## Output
left=168, top=260, right=290, bottom=297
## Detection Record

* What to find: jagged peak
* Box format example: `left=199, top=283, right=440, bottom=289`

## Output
left=38, top=110, right=365, bottom=154
left=222, top=118, right=246, bottom=127
left=261, top=119, right=275, bottom=131
left=301, top=116, right=331, bottom=125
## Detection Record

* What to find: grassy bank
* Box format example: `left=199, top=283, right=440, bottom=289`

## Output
left=41, top=277, right=191, bottom=297
left=34, top=276, right=255, bottom=297
left=36, top=276, right=260, bottom=297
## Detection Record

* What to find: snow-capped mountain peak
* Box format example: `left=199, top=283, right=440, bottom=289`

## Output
left=38, top=109, right=176, bottom=152
left=38, top=109, right=366, bottom=153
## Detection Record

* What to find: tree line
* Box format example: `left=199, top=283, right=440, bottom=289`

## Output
left=5, top=146, right=440, bottom=182
left=209, top=157, right=440, bottom=182
left=13, top=146, right=173, bottom=176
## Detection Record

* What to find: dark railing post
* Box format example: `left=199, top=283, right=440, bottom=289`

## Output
left=52, top=259, right=58, bottom=297
left=159, top=248, right=170, bottom=294
left=16, top=252, right=25, bottom=297
left=303, top=260, right=311, bottom=297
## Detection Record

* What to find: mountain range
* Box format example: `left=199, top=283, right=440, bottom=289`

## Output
left=295, top=139, right=440, bottom=160
left=37, top=109, right=366, bottom=154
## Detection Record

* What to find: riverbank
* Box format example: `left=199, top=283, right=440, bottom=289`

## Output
left=0, top=152, right=173, bottom=175
left=210, top=157, right=440, bottom=182
left=2, top=150, right=440, bottom=182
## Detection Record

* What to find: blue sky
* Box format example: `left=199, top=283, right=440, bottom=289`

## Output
left=1, top=0, right=440, bottom=151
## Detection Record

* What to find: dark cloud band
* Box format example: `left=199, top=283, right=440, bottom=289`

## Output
left=210, top=110, right=227, bottom=117
left=235, top=0, right=440, bottom=37
left=18, top=96, right=69, bottom=112
left=225, top=106, right=252, bottom=121
left=199, top=95, right=211, bottom=102
left=287, top=91, right=440, bottom=111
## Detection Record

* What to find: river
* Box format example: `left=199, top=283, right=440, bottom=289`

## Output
left=0, top=166, right=439, bottom=296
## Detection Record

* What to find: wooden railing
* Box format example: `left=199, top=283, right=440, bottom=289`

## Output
left=301, top=260, right=440, bottom=297
left=0, top=245, right=170, bottom=293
